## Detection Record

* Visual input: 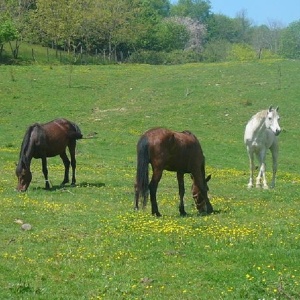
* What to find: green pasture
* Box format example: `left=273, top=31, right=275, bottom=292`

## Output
left=0, top=60, right=299, bottom=299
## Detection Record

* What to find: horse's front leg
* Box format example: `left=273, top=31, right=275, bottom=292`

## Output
left=60, top=151, right=70, bottom=185
left=41, top=157, right=50, bottom=189
left=149, top=169, right=162, bottom=217
left=134, top=183, right=140, bottom=210
left=177, top=172, right=187, bottom=216
left=256, top=151, right=268, bottom=189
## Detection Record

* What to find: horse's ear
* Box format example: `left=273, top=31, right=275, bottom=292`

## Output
left=276, top=106, right=279, bottom=111
left=206, top=174, right=211, bottom=182
left=268, top=105, right=273, bottom=112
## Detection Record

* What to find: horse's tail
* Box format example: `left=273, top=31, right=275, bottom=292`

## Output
left=70, top=122, right=83, bottom=140
left=135, top=135, right=150, bottom=208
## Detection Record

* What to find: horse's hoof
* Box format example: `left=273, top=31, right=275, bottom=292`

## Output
left=198, top=211, right=208, bottom=216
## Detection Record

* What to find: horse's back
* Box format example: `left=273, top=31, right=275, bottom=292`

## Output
left=144, top=127, right=204, bottom=172
left=30, top=119, right=82, bottom=157
left=42, top=119, right=82, bottom=140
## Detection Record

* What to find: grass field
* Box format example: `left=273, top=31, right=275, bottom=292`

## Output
left=0, top=60, right=299, bottom=299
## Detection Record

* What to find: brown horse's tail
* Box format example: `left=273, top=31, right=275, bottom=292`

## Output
left=70, top=122, right=83, bottom=140
left=135, top=135, right=149, bottom=208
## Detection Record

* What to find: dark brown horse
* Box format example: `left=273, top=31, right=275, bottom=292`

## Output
left=134, top=127, right=213, bottom=216
left=16, top=118, right=82, bottom=191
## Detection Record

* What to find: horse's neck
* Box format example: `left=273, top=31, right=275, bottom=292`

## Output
left=245, top=115, right=266, bottom=143
left=250, top=116, right=266, bottom=136
left=255, top=117, right=266, bottom=132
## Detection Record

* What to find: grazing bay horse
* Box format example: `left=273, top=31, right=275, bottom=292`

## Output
left=134, top=127, right=213, bottom=216
left=244, top=106, right=281, bottom=189
left=16, top=118, right=82, bottom=191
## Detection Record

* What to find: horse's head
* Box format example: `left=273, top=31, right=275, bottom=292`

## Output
left=16, top=162, right=32, bottom=192
left=266, top=106, right=281, bottom=136
left=192, top=174, right=213, bottom=215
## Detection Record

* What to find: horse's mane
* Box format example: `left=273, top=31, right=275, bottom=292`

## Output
left=17, top=123, right=40, bottom=168
left=249, top=109, right=268, bottom=123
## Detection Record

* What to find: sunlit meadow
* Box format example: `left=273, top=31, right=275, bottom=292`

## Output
left=0, top=60, right=299, bottom=299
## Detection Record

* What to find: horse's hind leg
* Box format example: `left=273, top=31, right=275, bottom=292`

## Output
left=149, top=169, right=162, bottom=217
left=41, top=157, right=51, bottom=189
left=60, top=151, right=70, bottom=185
left=247, top=149, right=255, bottom=188
left=177, top=172, right=187, bottom=216
left=69, top=142, right=77, bottom=186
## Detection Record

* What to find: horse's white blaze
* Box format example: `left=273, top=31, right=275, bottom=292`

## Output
left=244, top=106, right=281, bottom=189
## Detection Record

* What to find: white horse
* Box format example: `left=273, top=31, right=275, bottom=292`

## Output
left=244, top=106, right=281, bottom=189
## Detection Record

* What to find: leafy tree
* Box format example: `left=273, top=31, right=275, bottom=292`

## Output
left=31, top=0, right=87, bottom=53
left=83, top=0, right=133, bottom=59
left=250, top=21, right=283, bottom=58
left=144, top=0, right=171, bottom=17
left=234, top=9, right=252, bottom=43
left=280, top=20, right=300, bottom=59
left=0, top=18, right=19, bottom=56
left=170, top=0, right=211, bottom=22
left=0, top=0, right=34, bottom=58
left=169, top=16, right=206, bottom=51
left=206, top=10, right=252, bottom=44
left=152, top=18, right=189, bottom=51
left=206, top=14, right=240, bottom=43
left=130, top=0, right=167, bottom=51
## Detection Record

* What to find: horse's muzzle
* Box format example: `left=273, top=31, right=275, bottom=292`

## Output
left=275, top=129, right=281, bottom=136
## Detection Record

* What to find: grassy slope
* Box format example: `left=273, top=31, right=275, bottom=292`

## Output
left=0, top=60, right=299, bottom=299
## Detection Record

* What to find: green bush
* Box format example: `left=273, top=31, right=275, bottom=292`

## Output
left=202, top=39, right=231, bottom=62
left=228, top=43, right=256, bottom=61
left=127, top=50, right=202, bottom=65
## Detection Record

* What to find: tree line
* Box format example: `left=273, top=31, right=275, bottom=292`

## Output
left=0, top=0, right=300, bottom=64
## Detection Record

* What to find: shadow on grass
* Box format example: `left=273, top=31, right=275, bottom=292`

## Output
left=32, top=182, right=105, bottom=191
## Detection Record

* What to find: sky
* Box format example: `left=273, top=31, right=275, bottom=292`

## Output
left=210, top=0, right=299, bottom=26
left=171, top=0, right=300, bottom=26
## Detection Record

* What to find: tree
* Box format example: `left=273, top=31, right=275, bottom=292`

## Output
left=0, top=0, right=35, bottom=58
left=31, top=0, right=87, bottom=53
left=152, top=18, right=189, bottom=51
left=206, top=10, right=252, bottom=44
left=0, top=18, right=19, bottom=57
left=279, top=20, right=300, bottom=58
left=170, top=0, right=211, bottom=22
left=250, top=21, right=283, bottom=58
left=169, top=16, right=206, bottom=51
left=206, top=14, right=240, bottom=43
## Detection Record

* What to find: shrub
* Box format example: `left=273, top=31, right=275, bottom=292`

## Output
left=228, top=43, right=256, bottom=61
left=202, top=39, right=231, bottom=62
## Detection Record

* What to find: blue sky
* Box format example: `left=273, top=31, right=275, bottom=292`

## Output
left=171, top=0, right=300, bottom=26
